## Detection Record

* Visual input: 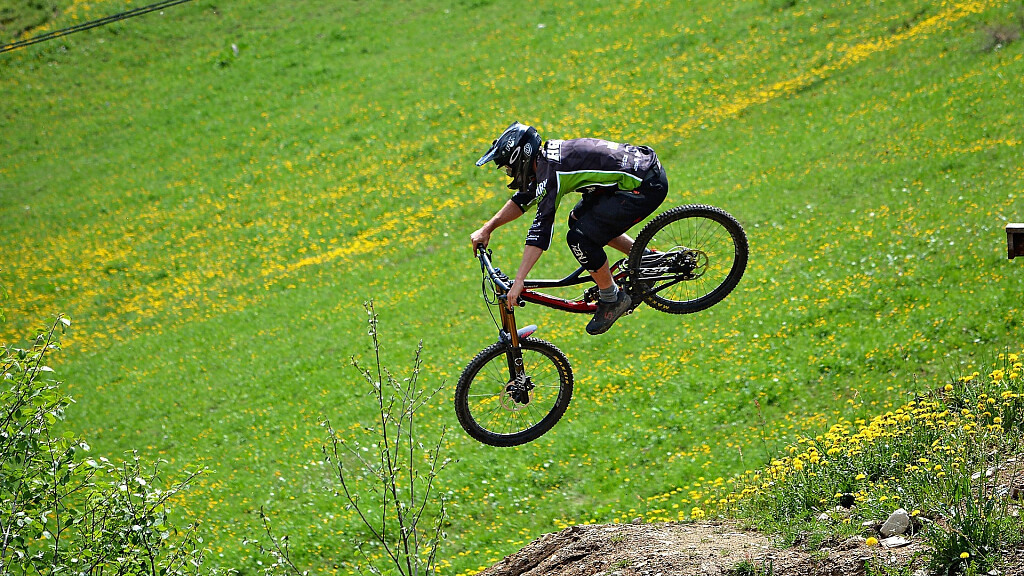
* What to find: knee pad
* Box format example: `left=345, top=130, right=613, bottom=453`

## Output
left=566, top=228, right=607, bottom=272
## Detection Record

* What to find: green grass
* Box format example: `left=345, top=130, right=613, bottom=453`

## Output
left=0, top=0, right=57, bottom=43
left=2, top=0, right=1023, bottom=574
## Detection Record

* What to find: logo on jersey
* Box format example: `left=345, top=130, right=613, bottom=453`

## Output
left=543, top=140, right=563, bottom=163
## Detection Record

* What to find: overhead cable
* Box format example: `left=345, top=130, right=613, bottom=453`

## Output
left=1, top=0, right=195, bottom=54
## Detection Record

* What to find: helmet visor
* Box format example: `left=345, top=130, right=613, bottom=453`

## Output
left=475, top=139, right=500, bottom=166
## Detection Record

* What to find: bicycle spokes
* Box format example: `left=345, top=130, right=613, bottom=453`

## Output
left=626, top=204, right=748, bottom=315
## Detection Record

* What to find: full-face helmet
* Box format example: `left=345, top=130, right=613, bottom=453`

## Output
left=476, top=122, right=542, bottom=193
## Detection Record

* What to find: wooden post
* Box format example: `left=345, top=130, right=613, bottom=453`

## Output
left=1008, top=223, right=1024, bottom=259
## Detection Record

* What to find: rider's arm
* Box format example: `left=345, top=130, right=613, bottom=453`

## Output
left=507, top=245, right=544, bottom=307
left=471, top=200, right=524, bottom=252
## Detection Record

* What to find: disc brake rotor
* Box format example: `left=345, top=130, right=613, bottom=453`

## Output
left=639, top=248, right=709, bottom=280
left=680, top=250, right=709, bottom=279
left=499, top=378, right=532, bottom=411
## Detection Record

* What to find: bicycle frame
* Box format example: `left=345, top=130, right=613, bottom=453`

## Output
left=476, top=246, right=633, bottom=383
left=476, top=247, right=630, bottom=316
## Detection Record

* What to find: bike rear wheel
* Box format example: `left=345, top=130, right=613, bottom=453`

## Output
left=627, top=204, right=748, bottom=314
left=454, top=338, right=573, bottom=447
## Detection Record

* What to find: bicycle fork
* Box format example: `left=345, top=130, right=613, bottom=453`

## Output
left=497, top=301, right=538, bottom=405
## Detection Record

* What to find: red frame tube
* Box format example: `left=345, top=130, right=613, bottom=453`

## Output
left=520, top=290, right=597, bottom=314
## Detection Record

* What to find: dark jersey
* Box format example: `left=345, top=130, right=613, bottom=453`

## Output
left=509, top=138, right=659, bottom=250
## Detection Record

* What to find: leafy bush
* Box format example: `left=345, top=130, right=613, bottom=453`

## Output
left=719, top=351, right=1024, bottom=574
left=0, top=316, right=211, bottom=574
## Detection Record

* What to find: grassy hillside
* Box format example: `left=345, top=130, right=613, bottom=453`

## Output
left=2, top=0, right=1023, bottom=573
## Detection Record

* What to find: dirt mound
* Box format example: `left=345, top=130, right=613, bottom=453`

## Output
left=477, top=521, right=934, bottom=576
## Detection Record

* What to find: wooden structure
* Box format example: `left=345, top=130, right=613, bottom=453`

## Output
left=1008, top=223, right=1024, bottom=259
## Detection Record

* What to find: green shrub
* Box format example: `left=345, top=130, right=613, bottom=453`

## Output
left=721, top=352, right=1024, bottom=570
left=0, top=316, right=212, bottom=574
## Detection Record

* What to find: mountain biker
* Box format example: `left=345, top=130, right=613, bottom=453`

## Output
left=471, top=122, right=669, bottom=335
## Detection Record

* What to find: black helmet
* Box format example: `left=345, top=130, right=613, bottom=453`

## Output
left=476, top=122, right=542, bottom=193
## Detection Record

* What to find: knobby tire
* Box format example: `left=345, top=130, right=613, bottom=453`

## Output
left=454, top=338, right=573, bottom=447
left=627, top=204, right=748, bottom=314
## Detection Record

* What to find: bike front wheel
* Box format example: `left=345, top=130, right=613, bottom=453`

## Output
left=454, top=338, right=573, bottom=447
left=628, top=204, right=748, bottom=314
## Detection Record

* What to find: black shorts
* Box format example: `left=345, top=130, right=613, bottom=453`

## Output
left=566, top=164, right=669, bottom=268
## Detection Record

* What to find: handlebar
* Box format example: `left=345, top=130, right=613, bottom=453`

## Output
left=476, top=245, right=510, bottom=292
left=475, top=245, right=529, bottom=308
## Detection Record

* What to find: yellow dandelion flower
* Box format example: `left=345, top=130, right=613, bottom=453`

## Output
left=866, top=537, right=879, bottom=546
left=960, top=552, right=970, bottom=559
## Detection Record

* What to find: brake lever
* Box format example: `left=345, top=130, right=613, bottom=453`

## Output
left=497, top=293, right=527, bottom=309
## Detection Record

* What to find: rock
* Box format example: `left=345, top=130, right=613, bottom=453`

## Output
left=880, top=508, right=911, bottom=537
left=818, top=512, right=831, bottom=522
left=1010, top=481, right=1024, bottom=500
left=880, top=536, right=911, bottom=548
left=862, top=520, right=881, bottom=532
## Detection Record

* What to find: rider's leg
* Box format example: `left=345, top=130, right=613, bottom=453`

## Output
left=607, top=234, right=634, bottom=255
left=566, top=228, right=621, bottom=301
left=588, top=260, right=614, bottom=290
left=566, top=227, right=608, bottom=276
left=566, top=198, right=637, bottom=335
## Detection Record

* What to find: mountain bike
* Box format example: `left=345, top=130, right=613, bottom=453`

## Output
left=455, top=204, right=749, bottom=447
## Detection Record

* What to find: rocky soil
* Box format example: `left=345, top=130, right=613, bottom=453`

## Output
left=477, top=521, right=1024, bottom=576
